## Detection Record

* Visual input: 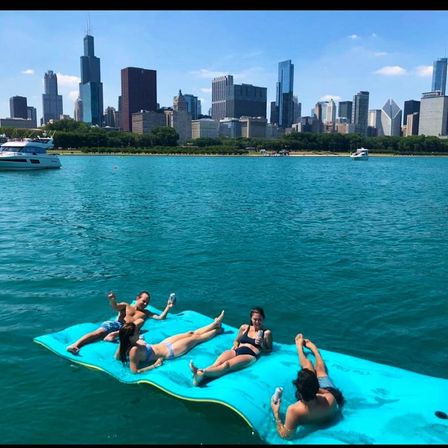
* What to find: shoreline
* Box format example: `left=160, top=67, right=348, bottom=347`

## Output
left=52, top=151, right=448, bottom=158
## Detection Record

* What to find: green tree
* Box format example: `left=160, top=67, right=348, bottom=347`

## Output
left=151, top=127, right=179, bottom=146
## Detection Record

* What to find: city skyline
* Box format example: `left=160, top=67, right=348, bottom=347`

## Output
left=1, top=10, right=448, bottom=123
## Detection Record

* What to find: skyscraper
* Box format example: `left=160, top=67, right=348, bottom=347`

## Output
left=403, top=100, right=420, bottom=126
left=352, top=91, right=369, bottom=135
left=368, top=109, right=383, bottom=136
left=183, top=94, right=200, bottom=119
left=292, top=96, right=301, bottom=123
left=74, top=97, right=83, bottom=122
left=419, top=91, right=448, bottom=136
left=212, top=75, right=233, bottom=120
left=120, top=67, right=157, bottom=132
left=227, top=83, right=267, bottom=119
left=173, top=90, right=188, bottom=111
left=42, top=70, right=63, bottom=124
left=9, top=96, right=27, bottom=119
left=381, top=98, right=402, bottom=136
left=276, top=60, right=294, bottom=128
left=338, top=101, right=353, bottom=123
left=79, top=34, right=103, bottom=125
left=431, top=57, right=447, bottom=95
left=27, top=106, right=37, bottom=127
left=211, top=75, right=266, bottom=120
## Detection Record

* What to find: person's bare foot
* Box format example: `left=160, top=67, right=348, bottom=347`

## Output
left=189, top=359, right=198, bottom=375
left=304, top=338, right=316, bottom=350
left=66, top=345, right=80, bottom=355
left=190, top=360, right=205, bottom=386
left=214, top=310, right=225, bottom=327
left=295, top=333, right=304, bottom=346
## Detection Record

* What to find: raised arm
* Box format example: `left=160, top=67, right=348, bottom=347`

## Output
left=107, top=292, right=127, bottom=312
left=149, top=300, right=174, bottom=320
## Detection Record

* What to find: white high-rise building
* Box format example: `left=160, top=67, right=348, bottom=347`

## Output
left=418, top=91, right=448, bottom=136
left=369, top=109, right=383, bottom=135
left=381, top=99, right=402, bottom=136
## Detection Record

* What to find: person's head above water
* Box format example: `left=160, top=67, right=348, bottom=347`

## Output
left=249, top=306, right=265, bottom=329
left=293, top=368, right=320, bottom=402
left=135, top=291, right=150, bottom=310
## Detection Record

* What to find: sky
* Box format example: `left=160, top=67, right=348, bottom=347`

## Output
left=1, top=10, right=447, bottom=123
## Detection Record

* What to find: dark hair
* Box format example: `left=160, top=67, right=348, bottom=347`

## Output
left=138, top=291, right=150, bottom=299
left=293, top=368, right=320, bottom=402
left=118, top=322, right=137, bottom=364
left=250, top=306, right=265, bottom=320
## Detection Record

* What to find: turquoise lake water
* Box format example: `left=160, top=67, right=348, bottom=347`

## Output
left=1, top=155, right=447, bottom=444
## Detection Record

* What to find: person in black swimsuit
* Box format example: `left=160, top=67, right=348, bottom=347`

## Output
left=190, top=306, right=272, bottom=386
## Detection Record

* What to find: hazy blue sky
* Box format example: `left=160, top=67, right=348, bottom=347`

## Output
left=1, top=10, right=447, bottom=122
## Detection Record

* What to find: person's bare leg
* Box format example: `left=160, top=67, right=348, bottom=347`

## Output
left=162, top=311, right=225, bottom=345
left=162, top=331, right=195, bottom=345
left=304, top=339, right=327, bottom=377
left=210, top=349, right=235, bottom=367
left=295, top=333, right=315, bottom=372
left=172, top=328, right=219, bottom=358
left=67, top=328, right=107, bottom=354
left=194, top=310, right=225, bottom=335
left=189, top=349, right=235, bottom=383
left=192, top=354, right=256, bottom=386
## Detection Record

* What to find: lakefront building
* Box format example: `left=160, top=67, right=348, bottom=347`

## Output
left=79, top=33, right=103, bottom=125
left=418, top=91, right=448, bottom=136
left=120, top=67, right=157, bottom=132
left=9, top=96, right=27, bottom=119
left=42, top=70, right=63, bottom=125
left=381, top=99, right=402, bottom=137
left=352, top=91, right=369, bottom=135
left=432, top=57, right=447, bottom=95
left=274, top=59, right=294, bottom=128
left=211, top=75, right=266, bottom=120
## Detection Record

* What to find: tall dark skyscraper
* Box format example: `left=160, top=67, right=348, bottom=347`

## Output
left=352, top=91, right=369, bottom=135
left=403, top=100, right=420, bottom=126
left=276, top=60, right=294, bottom=128
left=227, top=83, right=267, bottom=118
left=79, top=34, right=103, bottom=125
left=42, top=70, right=63, bottom=124
left=432, top=57, right=447, bottom=95
left=120, top=67, right=157, bottom=132
left=183, top=94, right=201, bottom=120
left=338, top=101, right=353, bottom=123
left=9, top=96, right=27, bottom=119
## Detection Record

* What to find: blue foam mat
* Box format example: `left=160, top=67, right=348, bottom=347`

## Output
left=34, top=308, right=448, bottom=444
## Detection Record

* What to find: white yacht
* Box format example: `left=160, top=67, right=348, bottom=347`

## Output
left=0, top=135, right=61, bottom=170
left=350, top=147, right=369, bottom=160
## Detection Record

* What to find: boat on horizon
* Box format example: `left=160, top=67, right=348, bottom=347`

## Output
left=0, top=134, right=61, bottom=170
left=350, top=147, right=369, bottom=160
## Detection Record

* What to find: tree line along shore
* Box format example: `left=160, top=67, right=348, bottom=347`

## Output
left=2, top=120, right=448, bottom=156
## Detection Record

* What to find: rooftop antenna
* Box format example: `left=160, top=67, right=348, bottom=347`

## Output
left=86, top=14, right=91, bottom=35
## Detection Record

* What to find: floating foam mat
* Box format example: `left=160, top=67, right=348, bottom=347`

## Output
left=34, top=308, right=448, bottom=444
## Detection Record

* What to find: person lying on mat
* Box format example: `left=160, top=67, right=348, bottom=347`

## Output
left=116, top=310, right=225, bottom=374
left=271, top=334, right=344, bottom=439
left=66, top=291, right=174, bottom=355
left=189, top=306, right=272, bottom=386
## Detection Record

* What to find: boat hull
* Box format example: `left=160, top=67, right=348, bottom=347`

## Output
left=0, top=155, right=61, bottom=170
